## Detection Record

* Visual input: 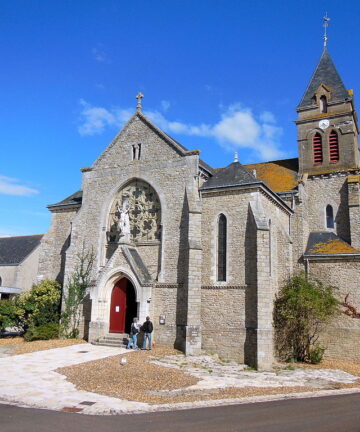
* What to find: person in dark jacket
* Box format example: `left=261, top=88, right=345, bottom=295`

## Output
left=141, top=316, right=153, bottom=350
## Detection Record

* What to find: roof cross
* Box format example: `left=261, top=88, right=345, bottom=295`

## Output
left=136, top=92, right=144, bottom=112
left=323, top=12, right=331, bottom=47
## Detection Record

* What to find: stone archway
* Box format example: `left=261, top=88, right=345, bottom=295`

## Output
left=109, top=277, right=137, bottom=334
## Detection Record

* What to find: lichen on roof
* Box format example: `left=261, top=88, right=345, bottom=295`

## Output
left=308, top=238, right=359, bottom=255
left=245, top=158, right=298, bottom=192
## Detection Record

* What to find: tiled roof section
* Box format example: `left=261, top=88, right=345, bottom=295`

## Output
left=305, top=232, right=359, bottom=256
left=0, top=235, right=43, bottom=265
left=245, top=158, right=299, bottom=192
left=200, top=161, right=260, bottom=191
left=48, top=190, right=83, bottom=209
left=298, top=48, right=349, bottom=108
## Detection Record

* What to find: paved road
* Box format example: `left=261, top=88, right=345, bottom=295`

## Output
left=1, top=393, right=360, bottom=432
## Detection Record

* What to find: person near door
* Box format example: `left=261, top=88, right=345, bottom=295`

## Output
left=127, top=317, right=140, bottom=349
left=141, top=316, right=153, bottom=350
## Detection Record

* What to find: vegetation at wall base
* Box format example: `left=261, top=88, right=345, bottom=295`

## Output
left=60, top=244, right=95, bottom=339
left=274, top=273, right=339, bottom=364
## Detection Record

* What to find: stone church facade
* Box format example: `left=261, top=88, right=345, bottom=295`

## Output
left=37, top=48, right=360, bottom=369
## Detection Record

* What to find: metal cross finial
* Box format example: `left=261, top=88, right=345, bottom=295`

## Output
left=323, top=12, right=331, bottom=48
left=234, top=152, right=239, bottom=163
left=136, top=92, right=144, bottom=111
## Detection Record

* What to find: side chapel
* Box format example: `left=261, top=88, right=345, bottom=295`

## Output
left=37, top=46, right=360, bottom=369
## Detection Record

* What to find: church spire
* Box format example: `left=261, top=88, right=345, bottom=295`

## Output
left=297, top=48, right=349, bottom=109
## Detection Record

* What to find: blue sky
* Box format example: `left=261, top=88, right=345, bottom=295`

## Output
left=1, top=0, right=360, bottom=236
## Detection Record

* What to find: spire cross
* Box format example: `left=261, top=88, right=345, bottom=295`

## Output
left=136, top=92, right=144, bottom=111
left=323, top=12, right=331, bottom=47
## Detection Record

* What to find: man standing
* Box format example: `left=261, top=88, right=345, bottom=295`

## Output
left=141, top=316, right=153, bottom=350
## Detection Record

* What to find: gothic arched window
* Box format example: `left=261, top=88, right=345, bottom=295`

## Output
left=329, top=130, right=339, bottom=163
left=320, top=95, right=327, bottom=113
left=0, top=276, right=2, bottom=286
left=326, top=205, right=335, bottom=229
left=217, top=214, right=227, bottom=282
left=313, top=133, right=323, bottom=164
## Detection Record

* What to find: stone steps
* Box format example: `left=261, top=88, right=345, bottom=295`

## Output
left=92, top=333, right=129, bottom=348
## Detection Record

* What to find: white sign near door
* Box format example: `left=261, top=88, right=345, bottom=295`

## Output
left=115, top=306, right=120, bottom=312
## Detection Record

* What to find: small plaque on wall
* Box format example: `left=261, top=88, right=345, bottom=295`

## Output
left=159, top=315, right=165, bottom=325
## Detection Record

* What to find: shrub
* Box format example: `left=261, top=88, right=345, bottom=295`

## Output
left=24, top=322, right=60, bottom=342
left=19, top=280, right=62, bottom=331
left=0, top=299, right=24, bottom=332
left=274, top=273, right=339, bottom=363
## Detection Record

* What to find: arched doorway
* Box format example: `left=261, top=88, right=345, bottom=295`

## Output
left=109, top=278, right=137, bottom=334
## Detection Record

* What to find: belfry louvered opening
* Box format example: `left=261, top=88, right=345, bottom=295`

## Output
left=329, top=130, right=339, bottom=163
left=313, top=133, right=323, bottom=164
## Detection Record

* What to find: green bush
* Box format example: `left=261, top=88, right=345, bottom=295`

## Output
left=309, top=346, right=325, bottom=364
left=24, top=322, right=60, bottom=342
left=274, top=273, right=339, bottom=363
left=0, top=299, right=24, bottom=332
left=19, top=280, right=62, bottom=331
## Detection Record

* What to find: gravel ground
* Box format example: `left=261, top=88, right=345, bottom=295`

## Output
left=58, top=348, right=360, bottom=405
left=0, top=337, right=86, bottom=354
left=294, top=360, right=360, bottom=377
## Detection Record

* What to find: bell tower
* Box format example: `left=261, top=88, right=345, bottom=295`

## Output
left=296, top=47, right=360, bottom=175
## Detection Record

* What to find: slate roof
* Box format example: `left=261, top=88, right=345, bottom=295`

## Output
left=200, top=161, right=260, bottom=191
left=245, top=158, right=299, bottom=193
left=304, top=232, right=359, bottom=256
left=48, top=190, right=83, bottom=210
left=0, top=235, right=43, bottom=265
left=298, top=48, right=349, bottom=108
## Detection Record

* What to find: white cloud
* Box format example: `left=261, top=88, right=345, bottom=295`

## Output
left=0, top=175, right=39, bottom=196
left=77, top=100, right=285, bottom=160
left=161, top=100, right=170, bottom=112
left=259, top=111, right=276, bottom=124
left=91, top=44, right=109, bottom=63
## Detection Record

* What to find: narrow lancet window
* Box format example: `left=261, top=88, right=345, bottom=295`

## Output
left=329, top=130, right=339, bottom=162
left=320, top=95, right=327, bottom=113
left=217, top=214, right=227, bottom=282
left=326, top=205, right=334, bottom=229
left=313, top=133, right=323, bottom=164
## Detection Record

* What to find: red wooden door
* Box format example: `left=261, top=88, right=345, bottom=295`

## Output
left=109, top=279, right=127, bottom=333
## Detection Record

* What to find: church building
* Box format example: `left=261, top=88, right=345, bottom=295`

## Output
left=36, top=46, right=360, bottom=369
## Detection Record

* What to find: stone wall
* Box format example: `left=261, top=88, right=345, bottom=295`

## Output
left=201, top=286, right=246, bottom=362
left=308, top=259, right=360, bottom=361
left=302, top=175, right=351, bottom=243
left=200, top=186, right=292, bottom=367
left=0, top=246, right=41, bottom=293
left=38, top=209, right=77, bottom=284
left=15, top=245, right=41, bottom=291
left=0, top=266, right=17, bottom=289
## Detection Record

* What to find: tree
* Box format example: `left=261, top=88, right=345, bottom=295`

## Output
left=60, top=244, right=95, bottom=338
left=274, top=273, right=339, bottom=363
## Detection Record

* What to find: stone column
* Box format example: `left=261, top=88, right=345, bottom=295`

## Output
left=185, top=209, right=202, bottom=355
left=348, top=176, right=360, bottom=250
left=255, top=228, right=274, bottom=370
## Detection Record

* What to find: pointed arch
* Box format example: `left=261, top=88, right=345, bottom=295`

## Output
left=217, top=214, right=227, bottom=282
left=326, top=205, right=335, bottom=229
left=329, top=130, right=339, bottom=163
left=313, top=133, right=323, bottom=164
